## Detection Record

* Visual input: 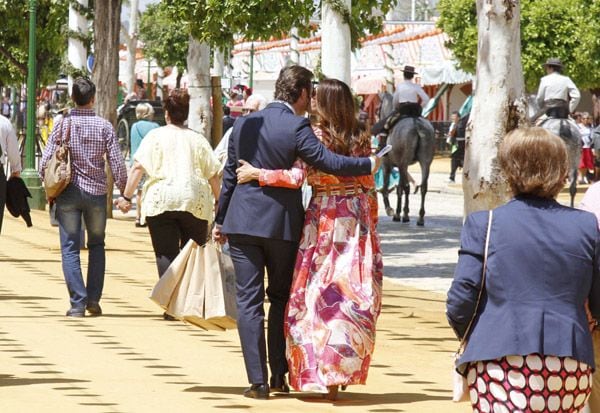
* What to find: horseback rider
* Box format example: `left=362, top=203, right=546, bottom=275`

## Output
left=377, top=65, right=430, bottom=147
left=534, top=58, right=580, bottom=121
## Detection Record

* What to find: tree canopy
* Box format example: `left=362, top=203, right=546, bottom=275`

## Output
left=437, top=0, right=600, bottom=91
left=138, top=3, right=188, bottom=81
left=161, top=0, right=398, bottom=50
left=0, top=0, right=69, bottom=86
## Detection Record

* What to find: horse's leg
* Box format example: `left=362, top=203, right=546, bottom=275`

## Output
left=395, top=167, right=410, bottom=223
left=401, top=179, right=410, bottom=223
left=382, top=161, right=394, bottom=216
left=570, top=167, right=578, bottom=207
left=417, top=162, right=431, bottom=226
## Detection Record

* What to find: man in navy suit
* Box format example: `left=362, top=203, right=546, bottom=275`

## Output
left=213, top=66, right=375, bottom=399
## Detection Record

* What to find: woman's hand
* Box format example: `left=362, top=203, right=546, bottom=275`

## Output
left=236, top=159, right=260, bottom=184
left=114, top=197, right=132, bottom=213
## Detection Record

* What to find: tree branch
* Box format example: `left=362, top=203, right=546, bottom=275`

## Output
left=0, top=45, right=26, bottom=75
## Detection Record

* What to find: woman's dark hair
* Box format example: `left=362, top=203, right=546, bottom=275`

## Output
left=274, top=65, right=313, bottom=104
left=316, top=78, right=369, bottom=156
left=163, top=89, right=189, bottom=125
left=71, top=78, right=96, bottom=106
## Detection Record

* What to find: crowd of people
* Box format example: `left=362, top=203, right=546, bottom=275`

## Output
left=0, top=57, right=591, bottom=412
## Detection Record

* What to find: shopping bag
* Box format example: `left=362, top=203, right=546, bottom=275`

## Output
left=149, top=239, right=196, bottom=316
left=202, top=242, right=237, bottom=329
left=182, top=241, right=237, bottom=331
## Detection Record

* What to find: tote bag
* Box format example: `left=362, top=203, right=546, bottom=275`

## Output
left=43, top=119, right=71, bottom=199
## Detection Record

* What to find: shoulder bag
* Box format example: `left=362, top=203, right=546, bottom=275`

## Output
left=43, top=118, right=71, bottom=199
left=452, top=210, right=493, bottom=402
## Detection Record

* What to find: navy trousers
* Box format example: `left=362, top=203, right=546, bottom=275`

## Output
left=227, top=234, right=298, bottom=384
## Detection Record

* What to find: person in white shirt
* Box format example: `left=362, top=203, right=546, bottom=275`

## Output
left=378, top=65, right=430, bottom=145
left=0, top=114, right=22, bottom=232
left=535, top=58, right=580, bottom=120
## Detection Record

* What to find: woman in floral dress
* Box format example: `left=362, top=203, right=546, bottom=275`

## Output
left=236, top=78, right=383, bottom=400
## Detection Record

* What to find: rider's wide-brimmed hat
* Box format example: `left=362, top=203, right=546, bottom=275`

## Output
left=400, top=65, right=418, bottom=75
left=544, top=58, right=563, bottom=68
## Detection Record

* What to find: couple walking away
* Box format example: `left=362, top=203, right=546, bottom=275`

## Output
left=214, top=66, right=383, bottom=400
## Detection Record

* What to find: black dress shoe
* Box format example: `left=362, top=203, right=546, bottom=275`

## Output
left=243, top=383, right=269, bottom=399
left=86, top=302, right=102, bottom=316
left=269, top=374, right=290, bottom=393
left=66, top=307, right=85, bottom=317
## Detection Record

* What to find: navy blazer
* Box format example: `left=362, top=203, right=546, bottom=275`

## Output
left=447, top=195, right=600, bottom=370
left=216, top=102, right=371, bottom=242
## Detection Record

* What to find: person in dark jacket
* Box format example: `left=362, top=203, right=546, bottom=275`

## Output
left=447, top=127, right=600, bottom=412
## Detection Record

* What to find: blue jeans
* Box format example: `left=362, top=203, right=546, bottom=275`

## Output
left=56, top=184, right=107, bottom=309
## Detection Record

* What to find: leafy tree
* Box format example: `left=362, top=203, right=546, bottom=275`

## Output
left=0, top=0, right=69, bottom=86
left=438, top=0, right=600, bottom=92
left=138, top=3, right=188, bottom=87
left=162, top=0, right=398, bottom=49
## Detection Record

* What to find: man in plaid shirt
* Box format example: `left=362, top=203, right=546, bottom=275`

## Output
left=40, top=78, right=127, bottom=317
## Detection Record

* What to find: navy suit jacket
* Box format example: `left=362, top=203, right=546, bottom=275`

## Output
left=447, top=195, right=600, bottom=370
left=216, top=102, right=372, bottom=242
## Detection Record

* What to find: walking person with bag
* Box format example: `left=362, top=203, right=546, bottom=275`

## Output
left=447, top=127, right=600, bottom=412
left=0, top=113, right=21, bottom=233
left=39, top=78, right=127, bottom=317
left=115, top=89, right=221, bottom=320
left=213, top=66, right=378, bottom=400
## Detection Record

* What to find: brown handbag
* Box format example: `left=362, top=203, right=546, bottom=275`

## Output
left=43, top=118, right=72, bottom=199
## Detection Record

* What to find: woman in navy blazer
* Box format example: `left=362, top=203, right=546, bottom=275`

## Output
left=447, top=127, right=600, bottom=412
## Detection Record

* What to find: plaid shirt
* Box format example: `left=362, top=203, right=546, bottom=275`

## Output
left=39, top=108, right=127, bottom=195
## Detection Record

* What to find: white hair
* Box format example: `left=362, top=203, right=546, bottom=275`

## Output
left=244, top=94, right=268, bottom=112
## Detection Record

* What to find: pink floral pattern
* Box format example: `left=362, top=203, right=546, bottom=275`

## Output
left=259, top=126, right=383, bottom=392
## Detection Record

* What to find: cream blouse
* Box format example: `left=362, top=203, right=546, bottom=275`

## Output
left=134, top=124, right=220, bottom=222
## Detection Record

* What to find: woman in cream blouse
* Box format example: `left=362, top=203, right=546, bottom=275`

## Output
left=116, top=90, right=221, bottom=314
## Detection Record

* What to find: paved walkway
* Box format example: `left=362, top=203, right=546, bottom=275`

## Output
left=1, top=159, right=588, bottom=412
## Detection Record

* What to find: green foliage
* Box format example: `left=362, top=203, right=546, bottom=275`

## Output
left=162, top=0, right=398, bottom=50
left=0, top=0, right=70, bottom=86
left=438, top=0, right=600, bottom=91
left=436, top=0, right=477, bottom=73
left=138, top=3, right=188, bottom=75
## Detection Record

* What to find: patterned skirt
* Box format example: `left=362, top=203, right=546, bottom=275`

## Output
left=467, top=354, right=592, bottom=413
left=285, top=192, right=383, bottom=393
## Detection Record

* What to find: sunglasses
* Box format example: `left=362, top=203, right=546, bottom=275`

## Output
left=242, top=108, right=255, bottom=114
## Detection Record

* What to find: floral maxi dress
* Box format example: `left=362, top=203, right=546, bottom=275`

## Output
left=258, top=128, right=384, bottom=393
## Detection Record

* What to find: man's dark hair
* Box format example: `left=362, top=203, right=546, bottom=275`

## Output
left=403, top=72, right=415, bottom=80
left=71, top=78, right=96, bottom=106
left=223, top=106, right=231, bottom=116
left=274, top=65, right=313, bottom=104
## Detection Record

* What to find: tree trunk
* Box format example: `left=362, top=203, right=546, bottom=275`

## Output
left=462, top=0, right=528, bottom=216
left=187, top=36, right=212, bottom=141
left=289, top=27, right=300, bottom=65
left=382, top=43, right=395, bottom=93
left=68, top=0, right=89, bottom=92
left=92, top=0, right=121, bottom=219
left=591, top=88, right=600, bottom=125
left=212, top=48, right=225, bottom=77
left=125, top=0, right=139, bottom=95
left=321, top=0, right=351, bottom=84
